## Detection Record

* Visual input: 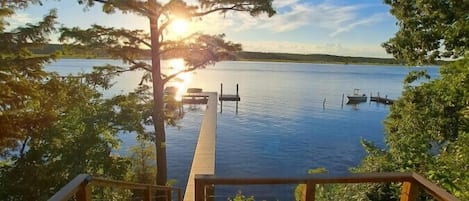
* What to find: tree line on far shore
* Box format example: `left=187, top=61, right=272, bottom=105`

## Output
left=32, top=44, right=448, bottom=65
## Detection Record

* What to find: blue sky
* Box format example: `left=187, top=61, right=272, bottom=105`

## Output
left=9, top=0, right=398, bottom=58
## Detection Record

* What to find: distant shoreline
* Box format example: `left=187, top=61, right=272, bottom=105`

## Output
left=33, top=44, right=445, bottom=66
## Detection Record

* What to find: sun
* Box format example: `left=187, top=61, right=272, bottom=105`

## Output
left=171, top=19, right=188, bottom=35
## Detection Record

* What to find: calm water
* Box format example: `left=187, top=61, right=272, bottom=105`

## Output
left=46, top=59, right=439, bottom=200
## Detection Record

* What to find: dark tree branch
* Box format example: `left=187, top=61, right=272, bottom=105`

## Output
left=157, top=18, right=174, bottom=41
left=193, top=4, right=251, bottom=17
left=162, top=65, right=199, bottom=84
left=121, top=32, right=152, bottom=48
left=19, top=136, right=30, bottom=158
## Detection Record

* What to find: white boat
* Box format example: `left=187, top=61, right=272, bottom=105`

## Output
left=347, top=89, right=367, bottom=102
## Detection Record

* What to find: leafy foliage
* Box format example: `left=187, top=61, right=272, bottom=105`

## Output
left=324, top=57, right=469, bottom=201
left=0, top=3, right=152, bottom=199
left=228, top=192, right=256, bottom=201
left=128, top=138, right=157, bottom=184
left=0, top=7, right=58, bottom=153
left=382, top=0, right=469, bottom=65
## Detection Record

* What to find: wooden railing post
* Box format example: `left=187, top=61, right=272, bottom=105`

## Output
left=76, top=183, right=91, bottom=201
left=303, top=180, right=316, bottom=201
left=400, top=181, right=419, bottom=201
left=195, top=177, right=205, bottom=201
left=144, top=185, right=152, bottom=201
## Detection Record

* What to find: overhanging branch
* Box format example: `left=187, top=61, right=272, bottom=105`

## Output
left=162, top=65, right=200, bottom=84
left=193, top=4, right=250, bottom=17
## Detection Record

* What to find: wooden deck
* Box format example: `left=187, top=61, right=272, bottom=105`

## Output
left=183, top=92, right=217, bottom=201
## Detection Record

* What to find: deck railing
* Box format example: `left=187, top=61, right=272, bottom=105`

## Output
left=48, top=174, right=182, bottom=201
left=194, top=172, right=459, bottom=201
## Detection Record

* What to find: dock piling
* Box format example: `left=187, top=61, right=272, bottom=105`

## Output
left=219, top=83, right=241, bottom=114
left=323, top=98, right=327, bottom=110
left=341, top=93, right=344, bottom=109
left=220, top=84, right=223, bottom=113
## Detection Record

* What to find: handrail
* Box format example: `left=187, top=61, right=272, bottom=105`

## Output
left=194, top=172, right=460, bottom=201
left=48, top=174, right=182, bottom=201
left=49, top=174, right=92, bottom=201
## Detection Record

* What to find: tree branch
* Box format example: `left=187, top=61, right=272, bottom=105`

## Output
left=193, top=4, right=250, bottom=17
left=123, top=57, right=152, bottom=72
left=121, top=32, right=152, bottom=48
left=163, top=65, right=201, bottom=84
left=19, top=136, right=30, bottom=158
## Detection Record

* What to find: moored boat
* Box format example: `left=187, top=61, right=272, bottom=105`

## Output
left=347, top=88, right=367, bottom=102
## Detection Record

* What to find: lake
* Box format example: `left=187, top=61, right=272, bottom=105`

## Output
left=46, top=59, right=439, bottom=200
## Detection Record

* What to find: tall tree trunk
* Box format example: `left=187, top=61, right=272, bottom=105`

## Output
left=149, top=0, right=167, bottom=187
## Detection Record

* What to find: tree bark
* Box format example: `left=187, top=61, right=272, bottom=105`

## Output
left=148, top=0, right=167, bottom=187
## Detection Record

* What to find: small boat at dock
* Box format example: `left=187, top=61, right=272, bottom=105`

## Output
left=347, top=89, right=367, bottom=103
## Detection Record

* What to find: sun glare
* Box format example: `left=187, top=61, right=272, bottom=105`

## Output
left=172, top=19, right=188, bottom=35
left=169, top=59, right=192, bottom=101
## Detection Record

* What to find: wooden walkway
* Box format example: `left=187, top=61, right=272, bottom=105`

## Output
left=183, top=92, right=217, bottom=201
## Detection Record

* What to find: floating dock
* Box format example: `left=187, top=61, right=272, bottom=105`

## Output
left=370, top=96, right=394, bottom=104
left=182, top=94, right=209, bottom=104
left=219, top=83, right=241, bottom=113
left=370, top=92, right=394, bottom=105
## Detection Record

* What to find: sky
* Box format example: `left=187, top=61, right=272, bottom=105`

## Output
left=9, top=0, right=398, bottom=58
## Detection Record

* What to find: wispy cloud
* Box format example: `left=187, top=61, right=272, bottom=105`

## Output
left=6, top=12, right=34, bottom=28
left=194, top=1, right=390, bottom=37
left=240, top=40, right=390, bottom=58
left=329, top=13, right=389, bottom=37
left=273, top=0, right=300, bottom=8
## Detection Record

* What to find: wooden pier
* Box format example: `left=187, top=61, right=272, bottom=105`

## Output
left=370, top=92, right=394, bottom=105
left=183, top=92, right=217, bottom=201
left=182, top=94, right=209, bottom=104
left=219, top=83, right=241, bottom=113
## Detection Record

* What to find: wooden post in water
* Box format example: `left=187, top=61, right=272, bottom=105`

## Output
left=236, top=84, right=239, bottom=114
left=370, top=92, right=372, bottom=105
left=341, top=93, right=344, bottom=109
left=323, top=98, right=326, bottom=110
left=220, top=83, right=223, bottom=113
